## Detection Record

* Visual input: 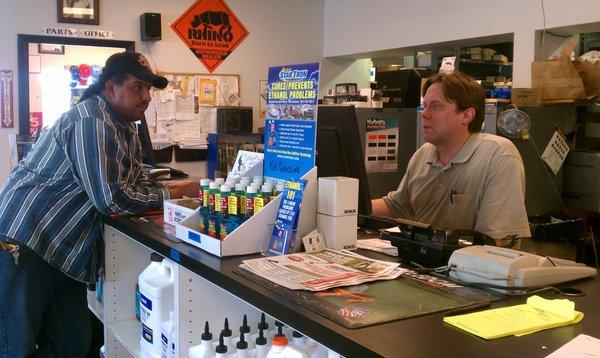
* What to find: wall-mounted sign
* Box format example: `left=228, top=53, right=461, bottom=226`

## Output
left=41, top=27, right=114, bottom=39
left=1, top=70, right=14, bottom=129
left=171, top=0, right=249, bottom=73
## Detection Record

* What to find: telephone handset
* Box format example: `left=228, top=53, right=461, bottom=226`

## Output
left=380, top=218, right=495, bottom=267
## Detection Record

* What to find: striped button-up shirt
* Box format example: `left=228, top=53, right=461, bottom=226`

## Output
left=0, top=95, right=168, bottom=282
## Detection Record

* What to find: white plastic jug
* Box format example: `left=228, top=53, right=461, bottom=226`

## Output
left=161, top=311, right=177, bottom=358
left=139, top=253, right=175, bottom=358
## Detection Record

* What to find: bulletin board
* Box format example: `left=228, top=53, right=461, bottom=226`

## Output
left=144, top=72, right=240, bottom=143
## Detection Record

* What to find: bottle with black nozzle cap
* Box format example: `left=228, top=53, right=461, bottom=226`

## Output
left=274, top=321, right=285, bottom=337
left=220, top=317, right=236, bottom=353
left=235, top=331, right=249, bottom=357
left=257, top=312, right=269, bottom=331
left=255, top=328, right=269, bottom=358
left=215, top=333, right=228, bottom=357
left=239, top=314, right=254, bottom=349
left=188, top=321, right=215, bottom=358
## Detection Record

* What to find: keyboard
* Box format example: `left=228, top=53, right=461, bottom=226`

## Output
left=358, top=214, right=398, bottom=230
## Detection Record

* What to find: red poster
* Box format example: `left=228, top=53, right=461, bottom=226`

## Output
left=171, top=0, right=249, bottom=73
left=30, top=112, right=43, bottom=136
left=0, top=70, right=14, bottom=128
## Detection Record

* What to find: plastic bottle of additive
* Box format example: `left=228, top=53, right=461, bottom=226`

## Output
left=207, top=182, right=220, bottom=239
left=254, top=184, right=272, bottom=214
left=215, top=333, right=228, bottom=358
left=188, top=321, right=215, bottom=358
left=218, top=185, right=231, bottom=239
left=138, top=254, right=175, bottom=358
left=244, top=186, right=257, bottom=222
left=198, top=179, right=211, bottom=234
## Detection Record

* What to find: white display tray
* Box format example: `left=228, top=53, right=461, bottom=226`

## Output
left=176, top=167, right=317, bottom=257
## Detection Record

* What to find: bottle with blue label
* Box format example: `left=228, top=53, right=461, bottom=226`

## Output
left=138, top=253, right=175, bottom=358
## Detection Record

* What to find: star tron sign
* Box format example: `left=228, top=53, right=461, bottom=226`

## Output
left=171, top=0, right=249, bottom=73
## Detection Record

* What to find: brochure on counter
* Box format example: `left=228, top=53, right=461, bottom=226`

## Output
left=240, top=249, right=405, bottom=291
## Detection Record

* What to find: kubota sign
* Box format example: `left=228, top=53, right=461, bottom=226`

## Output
left=171, top=0, right=249, bottom=73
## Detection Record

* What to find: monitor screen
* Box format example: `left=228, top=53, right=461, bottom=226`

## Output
left=316, top=105, right=372, bottom=216
left=137, top=116, right=156, bottom=166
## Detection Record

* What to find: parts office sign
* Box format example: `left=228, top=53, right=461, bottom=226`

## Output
left=172, top=0, right=249, bottom=73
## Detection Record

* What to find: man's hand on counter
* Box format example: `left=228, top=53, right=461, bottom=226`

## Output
left=167, top=180, right=200, bottom=199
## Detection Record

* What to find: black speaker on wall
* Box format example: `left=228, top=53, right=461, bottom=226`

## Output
left=140, top=13, right=161, bottom=41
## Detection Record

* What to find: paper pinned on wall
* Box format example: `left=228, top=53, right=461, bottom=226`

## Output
left=541, top=130, right=570, bottom=175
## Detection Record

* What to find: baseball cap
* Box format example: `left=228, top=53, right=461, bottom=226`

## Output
left=101, top=52, right=168, bottom=89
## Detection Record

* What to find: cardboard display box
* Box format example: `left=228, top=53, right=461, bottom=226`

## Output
left=531, top=38, right=585, bottom=101
left=511, top=88, right=542, bottom=107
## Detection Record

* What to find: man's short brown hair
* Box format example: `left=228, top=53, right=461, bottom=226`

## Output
left=422, top=71, right=486, bottom=133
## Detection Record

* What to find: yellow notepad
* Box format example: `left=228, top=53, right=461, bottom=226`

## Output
left=443, top=295, right=583, bottom=339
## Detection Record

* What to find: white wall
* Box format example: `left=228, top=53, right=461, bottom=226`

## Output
left=324, top=0, right=600, bottom=86
left=320, top=58, right=371, bottom=96
left=0, top=0, right=325, bottom=183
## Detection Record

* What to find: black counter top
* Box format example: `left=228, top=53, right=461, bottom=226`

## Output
left=107, top=216, right=600, bottom=358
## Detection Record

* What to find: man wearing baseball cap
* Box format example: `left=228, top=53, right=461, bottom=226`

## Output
left=0, top=52, right=197, bottom=356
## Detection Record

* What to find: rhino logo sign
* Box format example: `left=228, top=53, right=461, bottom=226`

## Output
left=172, top=0, right=249, bottom=73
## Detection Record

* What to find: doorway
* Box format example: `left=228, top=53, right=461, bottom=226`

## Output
left=17, top=34, right=135, bottom=135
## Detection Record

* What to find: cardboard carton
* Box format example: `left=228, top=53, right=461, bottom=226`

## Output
left=531, top=38, right=585, bottom=101
left=574, top=60, right=600, bottom=98
left=511, top=88, right=542, bottom=107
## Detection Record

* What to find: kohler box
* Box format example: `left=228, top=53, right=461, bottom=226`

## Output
left=317, top=213, right=357, bottom=250
left=317, top=177, right=359, bottom=216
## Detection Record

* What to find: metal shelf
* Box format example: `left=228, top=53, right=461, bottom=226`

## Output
left=106, top=319, right=141, bottom=357
left=459, top=58, right=513, bottom=66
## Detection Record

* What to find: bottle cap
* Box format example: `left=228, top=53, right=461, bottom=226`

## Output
left=221, top=318, right=232, bottom=337
left=257, top=312, right=269, bottom=331
left=150, top=253, right=163, bottom=262
left=215, top=333, right=227, bottom=354
left=236, top=332, right=248, bottom=350
left=253, top=176, right=263, bottom=182
left=209, top=182, right=219, bottom=190
left=240, top=314, right=251, bottom=334
left=255, top=328, right=267, bottom=346
left=272, top=335, right=288, bottom=347
left=215, top=178, right=225, bottom=185
left=220, top=185, right=231, bottom=193
left=200, top=179, right=210, bottom=186
left=292, top=331, right=303, bottom=338
left=246, top=186, right=257, bottom=194
left=235, top=183, right=245, bottom=191
left=201, top=321, right=212, bottom=341
left=261, top=184, right=272, bottom=193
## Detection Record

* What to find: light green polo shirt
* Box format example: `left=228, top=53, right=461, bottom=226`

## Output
left=383, top=133, right=531, bottom=241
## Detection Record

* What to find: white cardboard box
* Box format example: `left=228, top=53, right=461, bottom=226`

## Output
left=176, top=167, right=318, bottom=257
left=164, top=198, right=201, bottom=226
left=317, top=177, right=358, bottom=217
left=317, top=213, right=357, bottom=250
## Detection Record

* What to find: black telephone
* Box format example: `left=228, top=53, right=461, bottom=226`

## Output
left=380, top=218, right=496, bottom=268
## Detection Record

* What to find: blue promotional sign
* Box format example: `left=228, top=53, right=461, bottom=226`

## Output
left=263, top=62, right=320, bottom=180
left=263, top=119, right=316, bottom=180
left=267, top=179, right=307, bottom=256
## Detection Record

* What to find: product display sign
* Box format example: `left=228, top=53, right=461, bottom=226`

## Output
left=364, top=117, right=399, bottom=173
left=267, top=179, right=307, bottom=256
left=171, top=0, right=249, bottom=73
left=263, top=62, right=320, bottom=180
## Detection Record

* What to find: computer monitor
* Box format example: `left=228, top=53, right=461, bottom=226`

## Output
left=316, top=105, right=372, bottom=216
left=136, top=116, right=188, bottom=178
left=137, top=116, right=156, bottom=166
